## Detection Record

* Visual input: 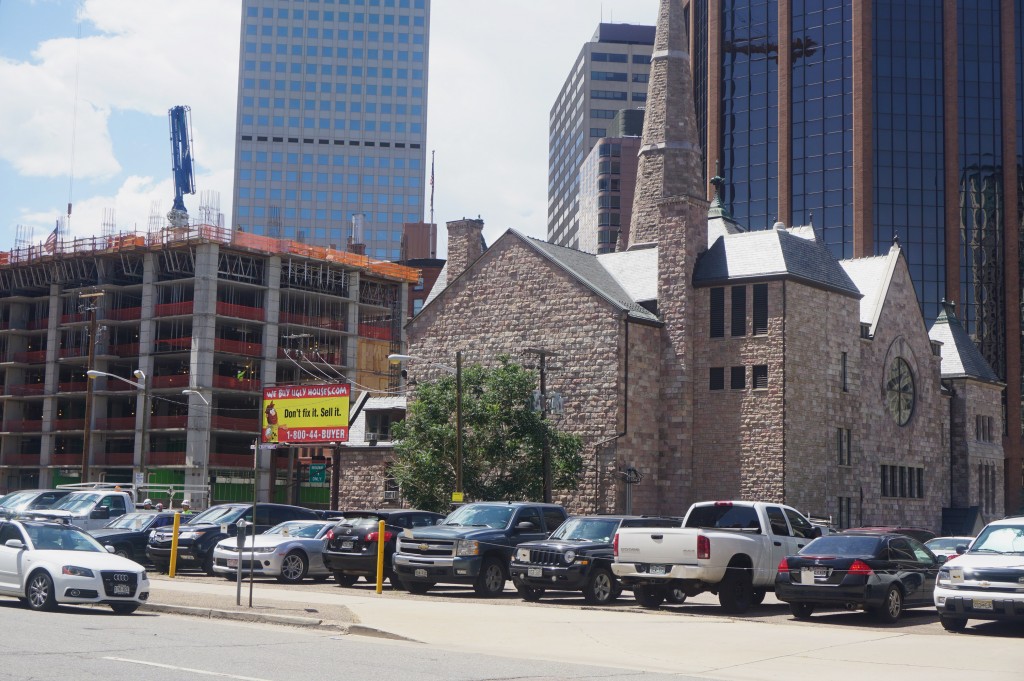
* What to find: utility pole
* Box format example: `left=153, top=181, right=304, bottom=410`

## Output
left=455, top=350, right=463, bottom=498
left=80, top=291, right=104, bottom=483
left=523, top=348, right=557, bottom=503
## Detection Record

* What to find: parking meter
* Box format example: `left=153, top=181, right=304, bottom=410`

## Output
left=235, top=519, right=248, bottom=603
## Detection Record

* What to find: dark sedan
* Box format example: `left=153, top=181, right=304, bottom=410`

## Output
left=775, top=532, right=944, bottom=623
left=91, top=511, right=183, bottom=562
left=323, top=509, right=445, bottom=586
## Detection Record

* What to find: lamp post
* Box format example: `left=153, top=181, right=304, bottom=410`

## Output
left=86, top=368, right=147, bottom=487
left=80, top=291, right=104, bottom=482
left=523, top=348, right=558, bottom=504
left=183, top=388, right=211, bottom=507
left=388, top=352, right=463, bottom=500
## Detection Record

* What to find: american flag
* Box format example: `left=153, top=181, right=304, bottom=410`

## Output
left=43, top=225, right=58, bottom=253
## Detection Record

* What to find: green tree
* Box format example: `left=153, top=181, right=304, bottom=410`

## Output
left=390, top=356, right=584, bottom=512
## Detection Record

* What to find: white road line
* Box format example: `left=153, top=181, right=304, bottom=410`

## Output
left=103, top=657, right=276, bottom=681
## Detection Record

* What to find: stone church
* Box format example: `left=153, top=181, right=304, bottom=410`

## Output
left=403, top=0, right=1004, bottom=532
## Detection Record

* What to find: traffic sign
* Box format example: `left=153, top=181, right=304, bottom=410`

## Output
left=309, top=463, right=327, bottom=484
left=451, top=491, right=464, bottom=503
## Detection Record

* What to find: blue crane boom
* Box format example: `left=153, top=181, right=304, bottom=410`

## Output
left=168, top=105, right=195, bottom=227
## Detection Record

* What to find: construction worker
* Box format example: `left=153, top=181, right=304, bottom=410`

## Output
left=155, top=502, right=164, bottom=511
left=180, top=499, right=193, bottom=515
left=142, top=498, right=154, bottom=510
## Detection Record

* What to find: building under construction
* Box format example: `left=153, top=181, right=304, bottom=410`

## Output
left=0, top=224, right=417, bottom=507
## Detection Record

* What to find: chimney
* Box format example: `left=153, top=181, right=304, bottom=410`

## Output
left=446, top=218, right=484, bottom=278
left=347, top=236, right=366, bottom=256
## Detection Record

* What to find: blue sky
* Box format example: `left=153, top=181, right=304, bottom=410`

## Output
left=0, top=0, right=657, bottom=254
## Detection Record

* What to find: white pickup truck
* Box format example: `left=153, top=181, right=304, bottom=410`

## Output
left=28, top=490, right=135, bottom=532
left=611, top=500, right=822, bottom=613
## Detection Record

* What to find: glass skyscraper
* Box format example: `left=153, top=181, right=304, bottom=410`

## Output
left=232, top=0, right=430, bottom=261
left=686, top=0, right=1023, bottom=511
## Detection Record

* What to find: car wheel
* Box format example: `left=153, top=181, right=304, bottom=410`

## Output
left=202, top=551, right=216, bottom=577
left=718, top=567, right=754, bottom=614
left=473, top=557, right=506, bottom=597
left=277, top=551, right=308, bottom=584
left=583, top=567, right=618, bottom=605
left=110, top=603, right=139, bottom=615
left=334, top=571, right=358, bottom=586
left=876, top=585, right=904, bottom=623
left=515, top=583, right=544, bottom=602
left=403, top=580, right=432, bottom=595
left=113, top=545, right=131, bottom=559
left=789, top=602, right=815, bottom=620
left=666, top=586, right=688, bottom=604
left=940, top=615, right=968, bottom=632
left=26, top=571, right=57, bottom=611
left=633, top=585, right=666, bottom=609
left=152, top=562, right=169, bottom=574
left=751, top=589, right=767, bottom=606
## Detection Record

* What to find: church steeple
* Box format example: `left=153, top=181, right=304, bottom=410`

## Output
left=627, top=0, right=704, bottom=248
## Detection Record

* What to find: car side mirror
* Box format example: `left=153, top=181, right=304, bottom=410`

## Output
left=935, top=554, right=947, bottom=564
left=811, top=527, right=823, bottom=539
left=515, top=521, right=536, bottom=531
left=4, top=539, right=25, bottom=550
left=105, top=545, right=116, bottom=554
left=955, top=544, right=967, bottom=555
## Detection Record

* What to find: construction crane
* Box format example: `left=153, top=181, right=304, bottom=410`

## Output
left=167, top=105, right=196, bottom=228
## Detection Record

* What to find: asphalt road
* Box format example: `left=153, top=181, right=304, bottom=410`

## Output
left=0, top=598, right=704, bottom=681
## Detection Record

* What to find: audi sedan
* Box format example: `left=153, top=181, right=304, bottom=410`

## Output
left=775, top=532, right=943, bottom=623
left=211, top=520, right=334, bottom=583
left=0, top=519, right=149, bottom=614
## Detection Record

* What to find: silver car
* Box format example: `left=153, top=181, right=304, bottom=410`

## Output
left=211, top=520, right=333, bottom=583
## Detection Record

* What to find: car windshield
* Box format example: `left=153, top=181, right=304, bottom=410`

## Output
left=926, top=537, right=970, bottom=552
left=550, top=518, right=619, bottom=542
left=104, top=513, right=155, bottom=531
left=799, top=535, right=882, bottom=557
left=52, top=493, right=101, bottom=513
left=265, top=521, right=331, bottom=538
left=0, top=491, right=35, bottom=512
left=685, top=505, right=761, bottom=531
left=189, top=505, right=246, bottom=525
left=969, top=524, right=1024, bottom=555
left=443, top=505, right=514, bottom=529
left=24, top=524, right=105, bottom=552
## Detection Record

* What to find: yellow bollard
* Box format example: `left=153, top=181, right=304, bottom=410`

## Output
left=168, top=511, right=181, bottom=578
left=375, top=518, right=386, bottom=594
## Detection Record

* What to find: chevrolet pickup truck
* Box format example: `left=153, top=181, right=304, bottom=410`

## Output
left=611, top=500, right=822, bottom=613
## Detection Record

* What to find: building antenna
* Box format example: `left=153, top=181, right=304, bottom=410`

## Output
left=429, top=149, right=435, bottom=226
left=66, top=9, right=84, bottom=235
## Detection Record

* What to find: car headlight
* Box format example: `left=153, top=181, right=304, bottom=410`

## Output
left=937, top=571, right=951, bottom=585
left=563, top=550, right=577, bottom=564
left=515, top=548, right=530, bottom=563
left=456, top=540, right=480, bottom=556
left=178, top=530, right=207, bottom=540
left=62, top=565, right=95, bottom=578
left=252, top=546, right=278, bottom=554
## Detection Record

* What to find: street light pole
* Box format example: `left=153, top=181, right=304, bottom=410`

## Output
left=523, top=348, right=558, bottom=504
left=87, top=368, right=146, bottom=488
left=80, top=291, right=104, bottom=483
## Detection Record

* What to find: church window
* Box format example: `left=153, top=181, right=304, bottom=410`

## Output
left=975, top=415, right=993, bottom=442
left=881, top=465, right=924, bottom=499
left=710, top=288, right=725, bottom=337
left=841, top=351, right=848, bottom=391
left=731, top=286, right=746, bottom=336
left=752, top=365, right=768, bottom=390
left=837, top=428, right=851, bottom=466
left=752, top=284, right=768, bottom=335
left=730, top=366, right=745, bottom=389
left=709, top=367, right=725, bottom=391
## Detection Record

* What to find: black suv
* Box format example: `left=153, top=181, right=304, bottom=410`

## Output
left=392, top=501, right=568, bottom=596
left=323, top=509, right=446, bottom=586
left=146, top=502, right=318, bottom=574
left=510, top=515, right=683, bottom=604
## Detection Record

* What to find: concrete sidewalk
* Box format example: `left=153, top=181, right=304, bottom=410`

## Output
left=142, top=574, right=1024, bottom=681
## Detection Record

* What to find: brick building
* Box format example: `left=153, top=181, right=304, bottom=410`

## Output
left=404, top=0, right=1005, bottom=531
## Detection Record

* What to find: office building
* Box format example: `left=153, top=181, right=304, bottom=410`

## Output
left=547, top=23, right=655, bottom=250
left=232, top=0, right=431, bottom=261
left=684, top=0, right=1023, bottom=512
left=577, top=136, right=641, bottom=253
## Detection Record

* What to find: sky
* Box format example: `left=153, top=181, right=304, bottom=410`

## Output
left=0, top=0, right=658, bottom=256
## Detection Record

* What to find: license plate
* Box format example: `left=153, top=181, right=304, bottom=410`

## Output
left=974, top=599, right=994, bottom=611
left=800, top=568, right=817, bottom=585
left=113, top=585, right=130, bottom=596
left=813, top=567, right=829, bottom=577
left=341, top=541, right=354, bottom=549
left=949, top=567, right=964, bottom=583
left=227, top=559, right=238, bottom=568
left=528, top=567, right=542, bottom=578
left=649, top=564, right=667, bottom=575
left=414, top=568, right=427, bottom=578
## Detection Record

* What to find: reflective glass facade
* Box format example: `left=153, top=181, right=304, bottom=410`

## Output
left=873, top=1, right=946, bottom=319
left=791, top=0, right=853, bottom=259
left=957, top=0, right=1005, bottom=377
left=232, top=0, right=430, bottom=260
left=692, top=0, right=709, bottom=183
left=721, top=0, right=779, bottom=230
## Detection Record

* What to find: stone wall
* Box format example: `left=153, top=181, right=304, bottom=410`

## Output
left=445, top=218, right=484, bottom=279
left=949, top=378, right=1005, bottom=517
left=335, top=449, right=401, bottom=508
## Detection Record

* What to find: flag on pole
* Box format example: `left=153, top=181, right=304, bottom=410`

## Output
left=44, top=225, right=58, bottom=253
left=429, top=150, right=435, bottom=225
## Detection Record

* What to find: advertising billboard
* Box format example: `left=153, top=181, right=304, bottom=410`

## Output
left=262, top=383, right=350, bottom=444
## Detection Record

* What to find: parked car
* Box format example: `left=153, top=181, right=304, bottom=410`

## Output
left=323, top=509, right=445, bottom=586
left=0, top=518, right=150, bottom=614
left=89, top=511, right=182, bottom=562
left=30, top=490, right=135, bottom=531
left=211, top=519, right=335, bottom=583
left=924, top=536, right=975, bottom=562
left=393, top=501, right=568, bottom=596
left=775, top=532, right=943, bottom=623
left=934, top=516, right=1024, bottom=631
left=843, top=526, right=937, bottom=543
left=510, top=515, right=683, bottom=604
left=0, top=489, right=74, bottom=519
left=147, top=502, right=319, bottom=575
left=612, top=500, right=821, bottom=613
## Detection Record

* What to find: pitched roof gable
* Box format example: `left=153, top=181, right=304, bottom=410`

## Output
left=928, top=301, right=1002, bottom=383
left=839, top=250, right=898, bottom=333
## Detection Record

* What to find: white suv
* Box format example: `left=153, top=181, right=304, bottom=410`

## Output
left=934, top=516, right=1024, bottom=631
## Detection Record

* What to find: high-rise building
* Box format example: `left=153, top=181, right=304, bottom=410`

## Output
left=547, top=23, right=655, bottom=250
left=232, top=0, right=430, bottom=262
left=577, top=136, right=641, bottom=254
left=684, top=0, right=1023, bottom=511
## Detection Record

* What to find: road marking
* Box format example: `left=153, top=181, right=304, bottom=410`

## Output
left=103, top=657, right=275, bottom=681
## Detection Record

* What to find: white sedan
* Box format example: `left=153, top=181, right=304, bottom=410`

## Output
left=212, top=520, right=334, bottom=584
left=0, top=519, right=149, bottom=614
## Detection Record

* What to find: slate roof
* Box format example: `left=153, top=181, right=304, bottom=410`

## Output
left=928, top=301, right=1001, bottom=383
left=839, top=252, right=895, bottom=330
left=596, top=246, right=658, bottom=304
left=693, top=228, right=861, bottom=297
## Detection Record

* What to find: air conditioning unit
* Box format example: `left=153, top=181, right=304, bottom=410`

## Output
left=383, top=490, right=398, bottom=500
